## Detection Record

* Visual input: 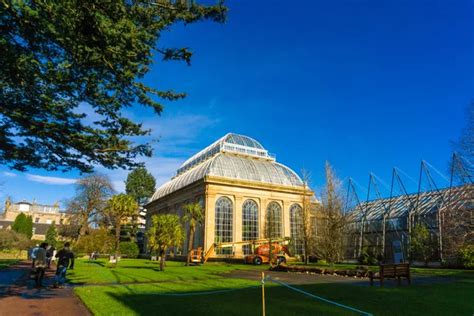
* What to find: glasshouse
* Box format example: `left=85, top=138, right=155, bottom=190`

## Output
left=346, top=181, right=473, bottom=264
left=146, top=133, right=314, bottom=259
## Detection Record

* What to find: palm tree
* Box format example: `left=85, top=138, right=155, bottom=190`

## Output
left=147, top=214, right=184, bottom=271
left=183, top=203, right=204, bottom=265
left=105, top=194, right=139, bottom=259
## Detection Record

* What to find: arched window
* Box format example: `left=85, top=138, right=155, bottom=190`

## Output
left=242, top=199, right=259, bottom=254
left=215, top=197, right=233, bottom=254
left=290, top=204, right=304, bottom=255
left=265, top=201, right=282, bottom=238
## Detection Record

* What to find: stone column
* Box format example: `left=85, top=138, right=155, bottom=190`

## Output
left=260, top=198, right=268, bottom=239
left=283, top=200, right=291, bottom=238
left=204, top=193, right=216, bottom=255
left=234, top=195, right=243, bottom=257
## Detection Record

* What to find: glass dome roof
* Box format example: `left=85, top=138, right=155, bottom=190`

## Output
left=224, top=134, right=264, bottom=149
left=177, top=133, right=273, bottom=175
left=151, top=134, right=304, bottom=201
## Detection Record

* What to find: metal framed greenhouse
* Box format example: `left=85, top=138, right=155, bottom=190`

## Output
left=345, top=154, right=473, bottom=264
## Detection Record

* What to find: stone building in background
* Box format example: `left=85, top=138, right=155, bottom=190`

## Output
left=0, top=198, right=69, bottom=240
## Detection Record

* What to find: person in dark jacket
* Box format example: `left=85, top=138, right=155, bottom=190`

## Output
left=53, top=242, right=74, bottom=288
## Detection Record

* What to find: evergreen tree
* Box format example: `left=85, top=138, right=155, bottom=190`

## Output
left=11, top=213, right=33, bottom=239
left=1, top=1, right=226, bottom=172
left=125, top=167, right=156, bottom=205
left=11, top=213, right=26, bottom=234
left=24, top=215, right=33, bottom=239
left=45, top=221, right=58, bottom=248
left=125, top=167, right=156, bottom=243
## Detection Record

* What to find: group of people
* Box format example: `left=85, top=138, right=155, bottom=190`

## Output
left=30, top=242, right=75, bottom=289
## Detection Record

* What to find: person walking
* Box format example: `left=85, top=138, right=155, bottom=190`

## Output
left=46, top=246, right=55, bottom=269
left=30, top=244, right=40, bottom=268
left=54, top=242, right=74, bottom=288
left=34, top=243, right=48, bottom=288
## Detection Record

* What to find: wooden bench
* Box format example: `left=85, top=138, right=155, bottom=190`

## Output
left=369, top=263, right=411, bottom=287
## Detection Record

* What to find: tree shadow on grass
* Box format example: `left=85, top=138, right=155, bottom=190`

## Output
left=83, top=261, right=106, bottom=267
left=101, top=284, right=353, bottom=316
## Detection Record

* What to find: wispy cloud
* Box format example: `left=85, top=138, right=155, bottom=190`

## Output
left=145, top=114, right=219, bottom=155
left=26, top=174, right=78, bottom=185
left=2, top=172, right=17, bottom=178
left=96, top=113, right=218, bottom=192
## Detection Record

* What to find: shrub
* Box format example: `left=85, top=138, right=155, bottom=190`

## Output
left=409, top=223, right=437, bottom=266
left=358, top=248, right=378, bottom=265
left=74, top=229, right=115, bottom=255
left=458, top=245, right=474, bottom=269
left=119, top=241, right=139, bottom=258
left=0, top=229, right=33, bottom=251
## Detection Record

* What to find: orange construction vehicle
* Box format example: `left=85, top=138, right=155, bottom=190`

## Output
left=192, top=238, right=292, bottom=265
left=243, top=242, right=291, bottom=265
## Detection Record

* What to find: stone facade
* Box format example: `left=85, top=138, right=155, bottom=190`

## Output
left=146, top=133, right=315, bottom=259
left=0, top=199, right=69, bottom=240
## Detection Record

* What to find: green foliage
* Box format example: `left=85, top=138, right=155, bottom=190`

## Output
left=11, top=213, right=26, bottom=234
left=458, top=245, right=474, bottom=269
left=0, top=1, right=226, bottom=172
left=105, top=194, right=139, bottom=252
left=410, top=223, right=437, bottom=265
left=45, top=221, right=58, bottom=247
left=358, top=248, right=378, bottom=265
left=183, top=202, right=203, bottom=258
left=74, top=228, right=115, bottom=255
left=119, top=242, right=139, bottom=258
left=0, top=229, right=32, bottom=251
left=11, top=213, right=33, bottom=239
left=125, top=167, right=156, bottom=204
left=24, top=215, right=33, bottom=239
left=147, top=214, right=184, bottom=270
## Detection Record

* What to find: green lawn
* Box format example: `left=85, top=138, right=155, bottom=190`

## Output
left=68, top=259, right=267, bottom=285
left=72, top=259, right=474, bottom=316
left=0, top=259, right=19, bottom=270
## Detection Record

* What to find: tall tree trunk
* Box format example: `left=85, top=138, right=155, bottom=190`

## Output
left=304, top=239, right=309, bottom=265
left=160, top=246, right=166, bottom=271
left=79, top=212, right=89, bottom=236
left=115, top=220, right=121, bottom=254
left=186, top=224, right=195, bottom=266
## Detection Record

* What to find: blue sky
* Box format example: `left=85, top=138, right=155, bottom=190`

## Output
left=1, top=0, right=472, bottom=207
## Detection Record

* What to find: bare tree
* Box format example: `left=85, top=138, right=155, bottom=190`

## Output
left=451, top=102, right=474, bottom=175
left=315, top=162, right=349, bottom=263
left=66, top=174, right=114, bottom=238
left=300, top=170, right=315, bottom=264
left=441, top=185, right=474, bottom=265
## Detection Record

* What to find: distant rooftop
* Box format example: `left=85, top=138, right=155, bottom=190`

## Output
left=4, top=198, right=63, bottom=214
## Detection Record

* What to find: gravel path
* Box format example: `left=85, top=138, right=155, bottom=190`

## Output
left=225, top=269, right=457, bottom=287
